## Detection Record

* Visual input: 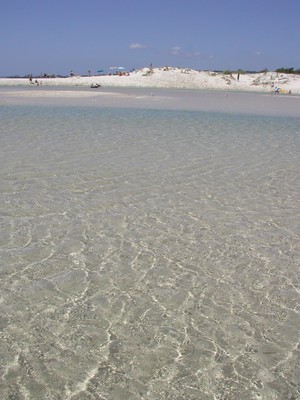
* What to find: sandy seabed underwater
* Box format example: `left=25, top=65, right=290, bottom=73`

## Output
left=0, top=93, right=300, bottom=399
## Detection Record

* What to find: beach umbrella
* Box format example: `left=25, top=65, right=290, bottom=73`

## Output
left=97, top=69, right=104, bottom=73
left=109, top=66, right=117, bottom=70
left=117, top=67, right=126, bottom=71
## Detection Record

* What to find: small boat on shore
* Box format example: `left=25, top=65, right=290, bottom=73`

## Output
left=90, top=83, right=101, bottom=88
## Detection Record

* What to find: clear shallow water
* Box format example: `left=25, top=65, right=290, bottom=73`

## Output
left=0, top=104, right=300, bottom=400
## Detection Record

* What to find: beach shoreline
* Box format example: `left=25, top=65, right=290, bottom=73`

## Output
left=1, top=85, right=300, bottom=118
left=1, top=67, right=300, bottom=94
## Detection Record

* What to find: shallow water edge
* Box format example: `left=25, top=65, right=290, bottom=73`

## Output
left=1, top=86, right=300, bottom=117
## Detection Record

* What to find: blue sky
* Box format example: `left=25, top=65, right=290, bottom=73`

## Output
left=1, top=0, right=300, bottom=76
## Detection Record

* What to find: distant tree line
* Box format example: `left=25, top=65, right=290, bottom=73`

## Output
left=275, top=67, right=300, bottom=74
left=222, top=67, right=300, bottom=75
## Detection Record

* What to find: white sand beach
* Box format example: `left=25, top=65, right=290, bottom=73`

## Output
left=1, top=67, right=300, bottom=118
left=1, top=67, right=300, bottom=94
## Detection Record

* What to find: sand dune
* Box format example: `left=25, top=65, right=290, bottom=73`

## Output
left=1, top=67, right=300, bottom=94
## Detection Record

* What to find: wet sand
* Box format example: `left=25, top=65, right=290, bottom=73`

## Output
left=1, top=86, right=300, bottom=117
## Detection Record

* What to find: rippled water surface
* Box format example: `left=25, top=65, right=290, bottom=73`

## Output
left=1, top=103, right=300, bottom=400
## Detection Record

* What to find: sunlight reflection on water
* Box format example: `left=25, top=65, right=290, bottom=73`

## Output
left=1, top=104, right=300, bottom=399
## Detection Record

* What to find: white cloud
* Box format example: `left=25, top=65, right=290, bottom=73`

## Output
left=170, top=46, right=204, bottom=59
left=129, top=43, right=146, bottom=49
left=171, top=46, right=181, bottom=55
